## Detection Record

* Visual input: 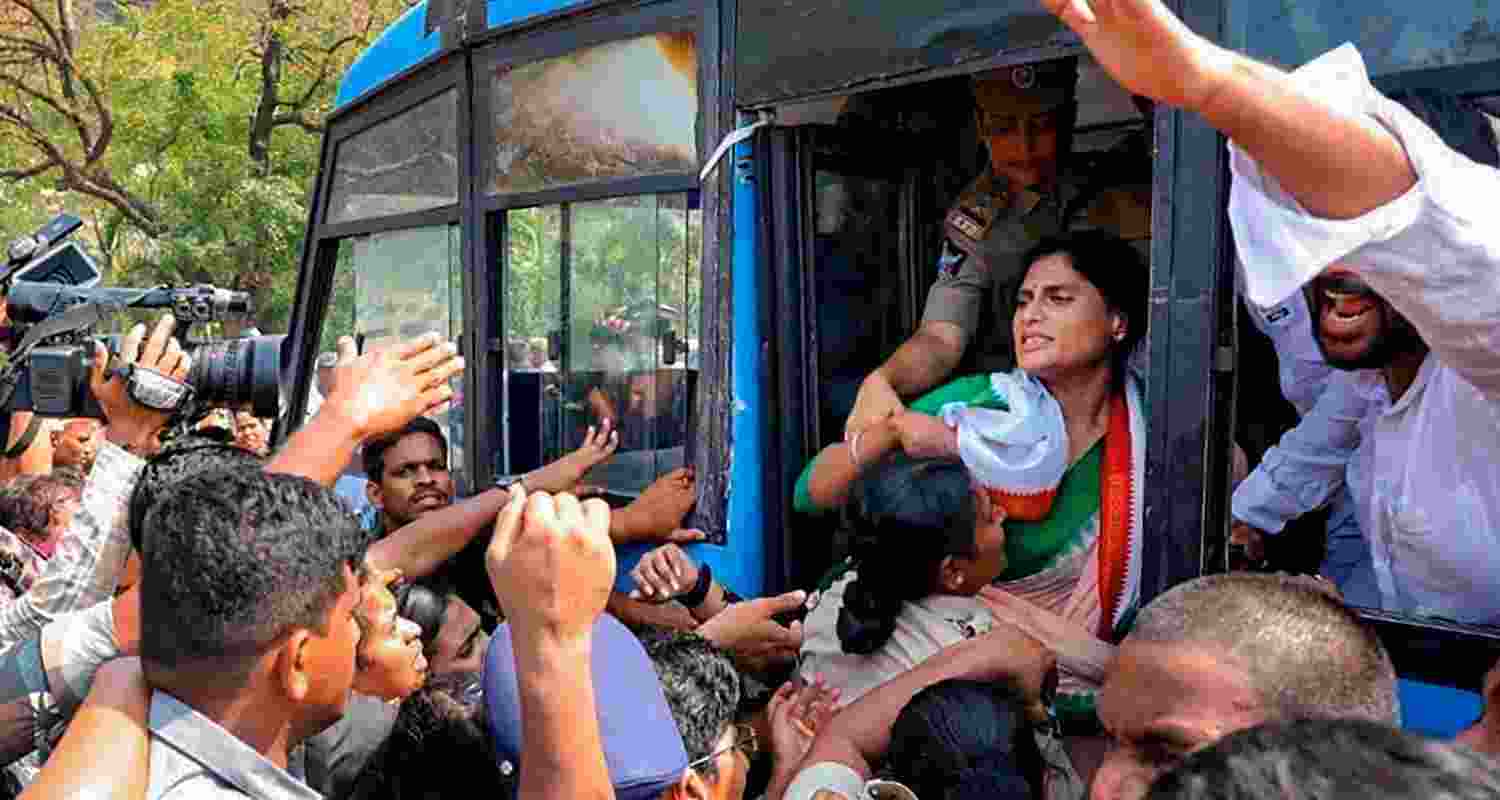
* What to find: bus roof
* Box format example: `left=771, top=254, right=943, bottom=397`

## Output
left=335, top=0, right=588, bottom=110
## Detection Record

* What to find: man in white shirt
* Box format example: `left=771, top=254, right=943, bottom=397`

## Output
left=1044, top=0, right=1500, bottom=625
left=1230, top=285, right=1380, bottom=607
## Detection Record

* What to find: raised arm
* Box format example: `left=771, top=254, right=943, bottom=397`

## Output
left=1051, top=0, right=1500, bottom=398
left=366, top=487, right=509, bottom=578
left=1044, top=0, right=1415, bottom=220
left=268, top=333, right=464, bottom=484
left=486, top=489, right=615, bottom=800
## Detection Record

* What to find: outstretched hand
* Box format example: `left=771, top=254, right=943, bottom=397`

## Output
left=697, top=590, right=806, bottom=673
left=486, top=486, right=615, bottom=643
left=767, top=676, right=841, bottom=769
left=1040, top=0, right=1227, bottom=113
left=323, top=333, right=464, bottom=441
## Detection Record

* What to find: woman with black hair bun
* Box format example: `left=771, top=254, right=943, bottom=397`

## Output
left=799, top=456, right=1007, bottom=706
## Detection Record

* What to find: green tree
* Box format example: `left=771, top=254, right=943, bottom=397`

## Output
left=0, top=0, right=412, bottom=333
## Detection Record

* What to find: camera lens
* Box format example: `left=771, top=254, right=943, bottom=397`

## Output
left=186, top=335, right=292, bottom=418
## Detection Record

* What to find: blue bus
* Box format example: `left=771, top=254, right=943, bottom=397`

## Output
left=281, top=0, right=1500, bottom=734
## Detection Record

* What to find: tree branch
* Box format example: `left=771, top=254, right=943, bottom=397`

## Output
left=0, top=158, right=58, bottom=181
left=270, top=111, right=322, bottom=133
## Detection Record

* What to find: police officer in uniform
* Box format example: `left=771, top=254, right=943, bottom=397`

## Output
left=846, top=57, right=1137, bottom=437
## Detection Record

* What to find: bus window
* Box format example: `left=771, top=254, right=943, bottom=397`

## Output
left=307, top=225, right=466, bottom=487
left=501, top=194, right=700, bottom=497
left=325, top=89, right=459, bottom=224
left=488, top=25, right=701, bottom=500
left=487, top=32, right=697, bottom=195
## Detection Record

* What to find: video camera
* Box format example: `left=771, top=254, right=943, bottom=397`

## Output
left=0, top=213, right=291, bottom=420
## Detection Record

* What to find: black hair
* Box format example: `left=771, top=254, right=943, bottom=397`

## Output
left=139, top=467, right=370, bottom=671
left=1020, top=229, right=1149, bottom=381
left=394, top=578, right=452, bottom=654
left=886, top=680, right=1040, bottom=800
left=347, top=672, right=509, bottom=800
left=1146, top=718, right=1500, bottom=800
left=362, top=417, right=448, bottom=482
left=128, top=436, right=266, bottom=552
left=1387, top=88, right=1500, bottom=169
left=838, top=457, right=980, bottom=656
left=638, top=626, right=741, bottom=780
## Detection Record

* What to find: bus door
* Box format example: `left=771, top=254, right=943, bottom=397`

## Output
left=748, top=53, right=1156, bottom=592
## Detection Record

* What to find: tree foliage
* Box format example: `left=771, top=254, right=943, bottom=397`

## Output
left=0, top=0, right=414, bottom=333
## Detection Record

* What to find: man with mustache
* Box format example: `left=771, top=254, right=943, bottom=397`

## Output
left=364, top=417, right=456, bottom=540
left=1043, top=0, right=1500, bottom=624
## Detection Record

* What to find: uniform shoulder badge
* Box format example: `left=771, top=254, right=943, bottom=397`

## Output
left=938, top=238, right=968, bottom=278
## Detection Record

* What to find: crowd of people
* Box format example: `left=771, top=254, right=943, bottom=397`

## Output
left=0, top=0, right=1497, bottom=798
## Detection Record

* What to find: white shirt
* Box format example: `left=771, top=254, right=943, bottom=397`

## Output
left=798, top=570, right=993, bottom=707
left=1232, top=280, right=1382, bottom=534
left=1228, top=44, right=1500, bottom=623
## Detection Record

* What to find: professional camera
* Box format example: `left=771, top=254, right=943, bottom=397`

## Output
left=0, top=213, right=292, bottom=420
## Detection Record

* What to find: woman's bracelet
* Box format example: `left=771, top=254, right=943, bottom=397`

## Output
left=848, top=430, right=866, bottom=469
left=679, top=563, right=714, bottom=609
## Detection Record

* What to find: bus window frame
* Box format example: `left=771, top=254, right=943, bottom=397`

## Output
left=281, top=49, right=476, bottom=480
left=470, top=0, right=732, bottom=533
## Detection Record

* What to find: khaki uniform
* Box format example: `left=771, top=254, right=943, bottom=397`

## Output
left=923, top=133, right=1153, bottom=374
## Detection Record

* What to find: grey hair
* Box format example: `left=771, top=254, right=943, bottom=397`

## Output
left=1128, top=573, right=1398, bottom=724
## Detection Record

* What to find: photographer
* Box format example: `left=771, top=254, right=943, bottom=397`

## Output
left=0, top=313, right=187, bottom=655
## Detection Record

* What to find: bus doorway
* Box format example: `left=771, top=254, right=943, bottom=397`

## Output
left=760, top=58, right=1155, bottom=591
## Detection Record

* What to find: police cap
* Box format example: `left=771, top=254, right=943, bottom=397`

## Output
left=971, top=57, right=1078, bottom=116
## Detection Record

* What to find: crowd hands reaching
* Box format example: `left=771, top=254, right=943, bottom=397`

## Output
left=12, top=0, right=1500, bottom=797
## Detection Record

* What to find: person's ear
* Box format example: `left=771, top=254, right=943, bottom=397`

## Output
left=366, top=481, right=384, bottom=511
left=277, top=629, right=315, bottom=703
left=938, top=555, right=967, bottom=594
left=664, top=769, right=713, bottom=800
left=1111, top=311, right=1127, bottom=343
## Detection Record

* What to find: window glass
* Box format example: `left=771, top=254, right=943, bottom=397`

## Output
left=1240, top=0, right=1500, bottom=75
left=500, top=193, right=699, bottom=497
left=326, top=90, right=460, bottom=224
left=308, top=225, right=466, bottom=487
left=487, top=32, right=698, bottom=195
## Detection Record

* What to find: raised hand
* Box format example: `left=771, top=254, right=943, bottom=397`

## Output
left=613, top=467, right=699, bottom=544
left=767, top=676, right=841, bottom=768
left=485, top=486, right=615, bottom=643
left=1040, top=0, right=1228, bottom=112
left=323, top=333, right=464, bottom=441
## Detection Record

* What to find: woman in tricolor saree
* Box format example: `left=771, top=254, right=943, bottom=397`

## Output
left=794, top=230, right=1146, bottom=786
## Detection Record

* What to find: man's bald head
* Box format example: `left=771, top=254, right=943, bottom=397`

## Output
left=1128, top=573, right=1398, bottom=724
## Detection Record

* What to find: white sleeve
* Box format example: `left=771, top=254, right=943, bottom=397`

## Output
left=1231, top=373, right=1372, bottom=533
left=1229, top=44, right=1500, bottom=401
